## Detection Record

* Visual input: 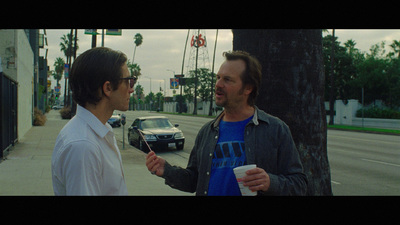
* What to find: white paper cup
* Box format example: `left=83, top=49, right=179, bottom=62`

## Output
left=233, top=164, right=257, bottom=196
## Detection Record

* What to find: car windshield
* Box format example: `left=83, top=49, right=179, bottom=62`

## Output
left=141, top=118, right=173, bottom=129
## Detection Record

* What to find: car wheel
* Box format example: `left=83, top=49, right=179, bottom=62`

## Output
left=128, top=134, right=134, bottom=146
left=177, top=143, right=184, bottom=150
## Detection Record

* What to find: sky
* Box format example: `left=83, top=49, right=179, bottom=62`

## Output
left=43, top=29, right=233, bottom=98
left=42, top=29, right=400, bottom=98
left=332, top=29, right=400, bottom=53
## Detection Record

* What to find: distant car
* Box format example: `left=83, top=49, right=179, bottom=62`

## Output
left=128, top=116, right=185, bottom=152
left=52, top=105, right=63, bottom=110
left=107, top=112, right=121, bottom=127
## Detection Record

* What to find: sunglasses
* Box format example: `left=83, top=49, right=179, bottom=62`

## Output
left=120, top=76, right=137, bottom=88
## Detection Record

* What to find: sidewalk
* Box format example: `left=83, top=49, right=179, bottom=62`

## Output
left=0, top=110, right=193, bottom=196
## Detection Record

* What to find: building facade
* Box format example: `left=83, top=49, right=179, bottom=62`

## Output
left=0, top=29, right=48, bottom=160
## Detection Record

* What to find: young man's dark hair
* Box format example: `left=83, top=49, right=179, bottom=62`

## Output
left=70, top=47, right=128, bottom=107
left=223, top=51, right=262, bottom=106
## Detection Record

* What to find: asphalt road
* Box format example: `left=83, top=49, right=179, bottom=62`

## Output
left=112, top=110, right=400, bottom=195
left=328, top=129, right=400, bottom=195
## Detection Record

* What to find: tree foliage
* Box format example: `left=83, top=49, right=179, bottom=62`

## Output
left=183, top=68, right=214, bottom=103
left=59, top=33, right=78, bottom=61
left=52, top=57, right=65, bottom=86
left=127, top=59, right=142, bottom=77
left=323, top=35, right=400, bottom=108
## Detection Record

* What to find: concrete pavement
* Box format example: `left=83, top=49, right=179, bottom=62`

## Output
left=0, top=110, right=193, bottom=196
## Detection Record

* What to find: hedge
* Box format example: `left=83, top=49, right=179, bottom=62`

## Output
left=356, top=107, right=400, bottom=119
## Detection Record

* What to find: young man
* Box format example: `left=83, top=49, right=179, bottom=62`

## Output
left=146, top=51, right=307, bottom=196
left=51, top=47, right=136, bottom=195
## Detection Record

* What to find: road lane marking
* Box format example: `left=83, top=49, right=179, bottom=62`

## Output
left=328, top=134, right=398, bottom=145
left=331, top=180, right=341, bottom=185
left=361, top=158, right=400, bottom=167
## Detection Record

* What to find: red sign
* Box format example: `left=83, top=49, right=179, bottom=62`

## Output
left=190, top=34, right=206, bottom=47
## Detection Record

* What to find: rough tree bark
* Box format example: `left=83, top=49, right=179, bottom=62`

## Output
left=232, top=29, right=332, bottom=195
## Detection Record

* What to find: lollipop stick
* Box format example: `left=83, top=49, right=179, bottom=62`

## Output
left=134, top=127, right=154, bottom=152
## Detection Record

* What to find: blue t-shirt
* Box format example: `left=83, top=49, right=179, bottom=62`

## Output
left=207, top=116, right=253, bottom=196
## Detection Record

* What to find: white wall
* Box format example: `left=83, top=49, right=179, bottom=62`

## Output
left=326, top=99, right=400, bottom=129
left=164, top=100, right=222, bottom=116
left=15, top=30, right=34, bottom=139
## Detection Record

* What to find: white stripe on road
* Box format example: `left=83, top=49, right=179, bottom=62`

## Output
left=331, top=180, right=341, bottom=185
left=361, top=158, right=400, bottom=167
left=330, top=159, right=399, bottom=187
left=329, top=134, right=397, bottom=145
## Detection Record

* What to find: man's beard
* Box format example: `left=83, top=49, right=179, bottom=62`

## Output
left=215, top=88, right=226, bottom=107
left=215, top=87, right=245, bottom=107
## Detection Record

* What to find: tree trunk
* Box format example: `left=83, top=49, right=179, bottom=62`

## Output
left=232, top=29, right=332, bottom=195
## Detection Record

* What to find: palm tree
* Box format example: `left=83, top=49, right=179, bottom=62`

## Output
left=53, top=57, right=65, bottom=86
left=135, top=84, right=144, bottom=110
left=132, top=33, right=143, bottom=62
left=59, top=33, right=79, bottom=65
left=232, top=29, right=332, bottom=195
left=127, top=59, right=142, bottom=77
left=60, top=31, right=79, bottom=106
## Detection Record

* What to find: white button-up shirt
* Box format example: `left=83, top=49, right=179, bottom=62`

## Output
left=52, top=105, right=128, bottom=195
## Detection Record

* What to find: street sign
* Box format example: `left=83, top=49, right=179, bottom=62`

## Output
left=85, top=29, right=98, bottom=35
left=179, top=77, right=195, bottom=86
left=106, top=29, right=122, bottom=35
left=55, top=86, right=61, bottom=94
left=64, top=64, right=69, bottom=79
left=170, top=78, right=179, bottom=89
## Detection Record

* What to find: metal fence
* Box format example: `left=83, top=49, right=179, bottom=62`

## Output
left=1, top=72, right=18, bottom=159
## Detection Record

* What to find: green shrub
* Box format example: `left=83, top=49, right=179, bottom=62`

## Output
left=356, top=106, right=400, bottom=119
left=60, top=106, right=72, bottom=119
left=33, top=107, right=47, bottom=126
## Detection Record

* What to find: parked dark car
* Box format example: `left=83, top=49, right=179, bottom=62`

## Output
left=107, top=112, right=121, bottom=127
left=128, top=116, right=185, bottom=152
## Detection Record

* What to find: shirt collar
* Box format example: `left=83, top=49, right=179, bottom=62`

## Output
left=212, top=105, right=270, bottom=128
left=76, top=104, right=112, bottom=138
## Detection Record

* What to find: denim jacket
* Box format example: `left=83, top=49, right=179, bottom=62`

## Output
left=162, top=106, right=308, bottom=196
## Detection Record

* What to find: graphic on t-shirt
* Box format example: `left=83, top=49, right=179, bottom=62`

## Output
left=212, top=141, right=246, bottom=168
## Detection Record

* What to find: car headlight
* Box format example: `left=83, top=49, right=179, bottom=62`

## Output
left=144, top=134, right=157, bottom=141
left=174, top=132, right=184, bottom=139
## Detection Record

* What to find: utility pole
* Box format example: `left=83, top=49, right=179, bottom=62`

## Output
left=91, top=29, right=97, bottom=48
left=64, top=29, right=73, bottom=107
left=209, top=29, right=218, bottom=116
left=101, top=29, right=104, bottom=47
left=193, top=29, right=200, bottom=115
left=179, top=30, right=190, bottom=114
left=71, top=29, right=78, bottom=117
left=362, top=87, right=364, bottom=128
left=329, top=29, right=335, bottom=125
